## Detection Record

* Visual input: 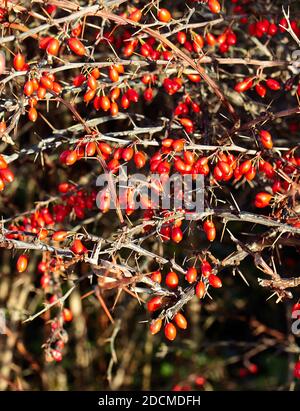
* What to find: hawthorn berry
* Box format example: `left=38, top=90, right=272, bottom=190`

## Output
left=52, top=231, right=68, bottom=242
left=208, top=0, right=221, bottom=14
left=234, top=78, right=253, bottom=93
left=149, top=318, right=162, bottom=335
left=13, top=53, right=25, bottom=71
left=171, top=226, right=183, bottom=243
left=147, top=296, right=163, bottom=312
left=203, top=221, right=216, bottom=242
left=195, top=281, right=206, bottom=299
left=174, top=313, right=187, bottom=329
left=28, top=107, right=38, bottom=122
left=266, top=78, right=280, bottom=91
left=46, top=38, right=60, bottom=55
left=294, top=361, right=300, bottom=379
left=166, top=271, right=179, bottom=288
left=164, top=322, right=177, bottom=341
left=254, top=192, right=272, bottom=208
left=259, top=130, right=273, bottom=149
left=157, top=8, right=172, bottom=23
left=62, top=308, right=73, bottom=322
left=71, top=238, right=87, bottom=254
left=208, top=274, right=222, bottom=288
left=16, top=255, right=28, bottom=273
left=68, top=37, right=86, bottom=56
left=186, top=267, right=197, bottom=284
left=150, top=271, right=162, bottom=284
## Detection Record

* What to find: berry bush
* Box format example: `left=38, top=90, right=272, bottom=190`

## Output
left=0, top=0, right=300, bottom=391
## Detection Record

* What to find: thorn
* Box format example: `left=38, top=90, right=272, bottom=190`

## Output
left=237, top=268, right=249, bottom=286
left=230, top=191, right=240, bottom=212
left=266, top=292, right=277, bottom=301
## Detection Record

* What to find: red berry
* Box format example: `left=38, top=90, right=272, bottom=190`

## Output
left=166, top=271, right=179, bottom=288
left=174, top=313, right=187, bottom=329
left=164, top=322, right=177, bottom=341
left=292, top=303, right=300, bottom=315
left=266, top=78, right=280, bottom=91
left=239, top=160, right=252, bottom=175
left=255, top=83, right=267, bottom=98
left=186, top=267, right=197, bottom=284
left=147, top=296, right=162, bottom=312
left=177, top=31, right=187, bottom=44
left=195, top=281, right=206, bottom=298
left=109, top=66, right=119, bottom=82
left=150, top=271, right=162, bottom=284
left=208, top=0, right=221, bottom=14
left=254, top=192, right=272, bottom=208
left=40, top=76, right=53, bottom=90
left=134, top=151, right=146, bottom=169
left=259, top=130, right=273, bottom=149
left=70, top=238, right=87, bottom=254
left=13, top=53, right=25, bottom=71
left=149, top=318, right=162, bottom=335
left=203, top=221, right=216, bottom=242
left=129, top=9, right=142, bottom=22
left=208, top=274, right=222, bottom=288
left=28, top=107, right=38, bottom=122
left=157, top=8, right=172, bottom=23
left=206, top=32, right=217, bottom=46
left=65, top=150, right=78, bottom=166
left=68, top=37, right=86, bottom=56
left=0, top=168, right=14, bottom=183
left=294, top=361, right=300, bottom=379
left=171, top=226, right=183, bottom=243
left=52, top=230, right=68, bottom=242
left=99, top=96, right=111, bottom=112
left=122, top=147, right=134, bottom=162
left=268, top=23, right=278, bottom=36
left=73, top=74, right=86, bottom=87
left=127, top=88, right=139, bottom=103
left=51, top=349, right=62, bottom=362
left=24, top=80, right=34, bottom=96
left=46, top=38, right=60, bottom=56
left=143, top=88, right=153, bottom=102
left=234, top=78, right=253, bottom=92
left=201, top=261, right=212, bottom=277
left=110, top=101, right=119, bottom=116
left=62, top=308, right=73, bottom=322
left=16, top=255, right=28, bottom=273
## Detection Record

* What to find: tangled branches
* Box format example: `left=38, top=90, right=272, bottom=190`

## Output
left=0, top=0, right=300, bottom=390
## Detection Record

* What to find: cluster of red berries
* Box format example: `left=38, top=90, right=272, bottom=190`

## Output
left=248, top=18, right=300, bottom=39
left=235, top=77, right=281, bottom=95
left=39, top=35, right=86, bottom=57
left=15, top=55, right=63, bottom=122
left=254, top=153, right=300, bottom=210
left=172, top=374, right=206, bottom=391
left=0, top=154, right=14, bottom=192
left=147, top=257, right=222, bottom=341
left=37, top=257, right=63, bottom=290
left=7, top=208, right=54, bottom=242
left=58, top=130, right=300, bottom=218
left=55, top=183, right=97, bottom=221
left=175, top=26, right=236, bottom=55
left=44, top=303, right=73, bottom=363
left=73, top=65, right=165, bottom=115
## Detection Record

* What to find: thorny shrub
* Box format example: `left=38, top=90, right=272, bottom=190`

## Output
left=0, top=0, right=300, bottom=390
